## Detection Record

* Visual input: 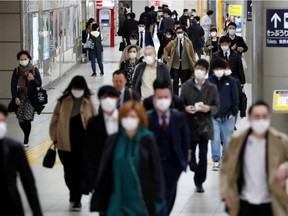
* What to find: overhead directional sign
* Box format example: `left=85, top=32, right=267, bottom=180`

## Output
left=266, top=9, right=288, bottom=47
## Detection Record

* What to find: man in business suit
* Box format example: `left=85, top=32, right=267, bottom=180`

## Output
left=143, top=79, right=185, bottom=112
left=148, top=79, right=190, bottom=214
left=112, top=69, right=139, bottom=108
left=221, top=100, right=288, bottom=216
left=0, top=104, right=43, bottom=216
left=133, top=20, right=154, bottom=49
left=82, top=86, right=119, bottom=196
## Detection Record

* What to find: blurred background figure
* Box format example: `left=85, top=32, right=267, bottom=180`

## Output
left=204, top=27, right=219, bottom=60
left=201, top=10, right=214, bottom=42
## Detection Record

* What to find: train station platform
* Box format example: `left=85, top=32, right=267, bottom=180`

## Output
left=6, top=36, right=251, bottom=216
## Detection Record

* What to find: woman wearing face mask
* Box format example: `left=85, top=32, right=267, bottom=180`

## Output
left=204, top=28, right=219, bottom=59
left=10, top=50, right=42, bottom=147
left=49, top=75, right=96, bottom=211
left=120, top=46, right=140, bottom=87
left=119, top=34, right=142, bottom=65
left=90, top=101, right=165, bottom=215
left=157, top=28, right=173, bottom=61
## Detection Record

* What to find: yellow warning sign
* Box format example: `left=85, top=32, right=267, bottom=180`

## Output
left=229, top=5, right=242, bottom=16
left=273, top=90, right=288, bottom=112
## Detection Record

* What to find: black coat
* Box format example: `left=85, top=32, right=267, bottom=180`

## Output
left=228, top=35, right=248, bottom=55
left=81, top=114, right=108, bottom=194
left=213, top=49, right=246, bottom=84
left=122, top=18, right=139, bottom=39
left=0, top=138, right=42, bottom=216
left=143, top=94, right=185, bottom=112
left=187, top=22, right=205, bottom=52
left=90, top=133, right=165, bottom=216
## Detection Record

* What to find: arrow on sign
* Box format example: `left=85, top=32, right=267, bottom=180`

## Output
left=271, top=13, right=281, bottom=28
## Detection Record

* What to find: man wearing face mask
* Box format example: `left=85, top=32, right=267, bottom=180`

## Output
left=201, top=10, right=214, bottom=42
left=221, top=100, right=288, bottom=216
left=208, top=59, right=239, bottom=171
left=0, top=104, right=43, bottom=215
left=133, top=20, right=154, bottom=49
left=164, top=26, right=196, bottom=95
left=82, top=86, right=119, bottom=195
left=132, top=46, right=171, bottom=101
left=148, top=79, right=190, bottom=214
left=179, top=9, right=190, bottom=28
left=227, top=22, right=248, bottom=56
left=180, top=59, right=220, bottom=192
left=213, top=36, right=245, bottom=87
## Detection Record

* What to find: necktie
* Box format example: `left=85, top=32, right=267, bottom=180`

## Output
left=140, top=32, right=143, bottom=48
left=179, top=39, right=183, bottom=60
left=225, top=52, right=228, bottom=61
left=117, top=92, right=122, bottom=108
left=161, top=115, right=167, bottom=130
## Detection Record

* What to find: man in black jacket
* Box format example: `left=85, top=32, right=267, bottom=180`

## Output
left=179, top=9, right=189, bottom=28
left=0, top=104, right=43, bottom=216
left=213, top=36, right=245, bottom=86
left=187, top=18, right=205, bottom=59
left=227, top=22, right=248, bottom=56
left=122, top=12, right=138, bottom=45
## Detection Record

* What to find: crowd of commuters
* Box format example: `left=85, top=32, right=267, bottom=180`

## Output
left=3, top=3, right=288, bottom=216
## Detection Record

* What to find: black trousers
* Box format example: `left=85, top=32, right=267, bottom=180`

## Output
left=239, top=200, right=273, bottom=216
left=19, top=120, right=31, bottom=144
left=171, top=68, right=190, bottom=95
left=189, top=140, right=208, bottom=186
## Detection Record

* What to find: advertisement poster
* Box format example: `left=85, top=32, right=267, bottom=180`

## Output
left=32, top=13, right=39, bottom=65
left=50, top=11, right=59, bottom=51
left=43, top=12, right=50, bottom=60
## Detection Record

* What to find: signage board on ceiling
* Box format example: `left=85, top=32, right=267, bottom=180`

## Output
left=228, top=5, right=242, bottom=17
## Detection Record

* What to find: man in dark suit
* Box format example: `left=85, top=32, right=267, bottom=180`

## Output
left=213, top=36, right=246, bottom=86
left=122, top=12, right=138, bottom=45
left=148, top=79, right=190, bottom=214
left=0, top=104, right=43, bottom=216
left=112, top=69, right=139, bottom=108
left=227, top=22, right=248, bottom=56
left=82, top=86, right=119, bottom=195
left=133, top=20, right=154, bottom=49
left=143, top=79, right=185, bottom=112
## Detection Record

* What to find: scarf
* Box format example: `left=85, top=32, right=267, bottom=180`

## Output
left=17, top=63, right=34, bottom=93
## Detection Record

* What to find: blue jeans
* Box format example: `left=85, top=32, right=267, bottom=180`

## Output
left=89, top=50, right=104, bottom=75
left=211, top=116, right=235, bottom=162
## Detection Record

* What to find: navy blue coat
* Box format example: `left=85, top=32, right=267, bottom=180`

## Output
left=209, top=75, right=239, bottom=118
left=148, top=109, right=189, bottom=171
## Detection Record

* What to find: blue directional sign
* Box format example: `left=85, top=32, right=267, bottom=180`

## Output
left=266, top=9, right=288, bottom=47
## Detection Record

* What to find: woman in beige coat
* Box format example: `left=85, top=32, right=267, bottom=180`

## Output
left=50, top=75, right=96, bottom=211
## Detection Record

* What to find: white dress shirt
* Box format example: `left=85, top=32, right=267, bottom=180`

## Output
left=103, top=109, right=119, bottom=135
left=223, top=49, right=231, bottom=60
left=240, top=135, right=271, bottom=204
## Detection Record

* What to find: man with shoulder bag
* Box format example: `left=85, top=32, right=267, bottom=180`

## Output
left=180, top=59, right=220, bottom=193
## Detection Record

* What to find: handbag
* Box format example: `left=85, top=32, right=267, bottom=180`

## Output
left=8, top=99, right=19, bottom=112
left=83, top=34, right=95, bottom=50
left=30, top=88, right=48, bottom=105
left=119, top=39, right=126, bottom=51
left=43, top=143, right=56, bottom=168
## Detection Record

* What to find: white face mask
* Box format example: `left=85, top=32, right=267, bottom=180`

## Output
left=155, top=98, right=171, bottom=112
left=228, top=29, right=236, bottom=35
left=224, top=69, right=232, bottom=76
left=100, top=97, right=117, bottom=113
left=129, top=52, right=137, bottom=59
left=121, top=117, right=139, bottom=131
left=130, top=40, right=137, bottom=45
left=19, top=60, right=29, bottom=67
left=210, top=32, right=217, bottom=37
left=194, top=69, right=206, bottom=79
left=250, top=119, right=270, bottom=135
left=177, top=33, right=184, bottom=39
left=144, top=56, right=155, bottom=65
left=214, top=70, right=225, bottom=78
left=221, top=45, right=229, bottom=52
left=0, top=122, right=7, bottom=140
left=166, top=34, right=172, bottom=39
left=138, top=27, right=145, bottom=32
left=71, top=89, right=84, bottom=98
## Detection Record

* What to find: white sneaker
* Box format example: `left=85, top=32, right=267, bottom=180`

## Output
left=23, top=143, right=29, bottom=148
left=212, top=162, right=221, bottom=171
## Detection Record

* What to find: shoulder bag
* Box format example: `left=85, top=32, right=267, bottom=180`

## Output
left=43, top=143, right=56, bottom=168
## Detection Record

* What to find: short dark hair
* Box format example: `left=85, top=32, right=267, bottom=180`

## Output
left=210, top=58, right=227, bottom=71
left=17, top=50, right=32, bottom=60
left=207, top=10, right=214, bottom=16
left=163, top=8, right=171, bottom=14
left=194, top=16, right=200, bottom=22
left=0, top=104, right=8, bottom=117
left=130, top=33, right=138, bottom=40
left=153, top=79, right=171, bottom=91
left=195, top=59, right=210, bottom=70
left=164, top=28, right=174, bottom=35
left=112, top=69, right=126, bottom=78
left=210, top=27, right=217, bottom=32
left=174, top=20, right=181, bottom=26
left=175, top=26, right=183, bottom=32
left=151, top=6, right=155, bottom=10
left=98, top=85, right=119, bottom=99
left=138, top=20, right=146, bottom=26
left=228, top=22, right=237, bottom=28
left=183, top=9, right=188, bottom=13
left=219, top=35, right=231, bottom=44
left=129, top=12, right=135, bottom=19
left=248, top=100, right=270, bottom=115
left=91, top=23, right=99, bottom=31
